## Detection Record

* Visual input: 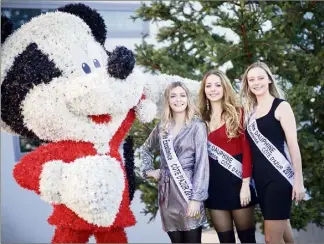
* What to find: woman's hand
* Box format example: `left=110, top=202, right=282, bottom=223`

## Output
left=146, top=169, right=161, bottom=181
left=187, top=200, right=201, bottom=218
left=240, top=178, right=251, bottom=207
left=292, top=177, right=305, bottom=203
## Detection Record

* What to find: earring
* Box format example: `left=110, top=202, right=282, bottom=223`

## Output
left=206, top=99, right=209, bottom=111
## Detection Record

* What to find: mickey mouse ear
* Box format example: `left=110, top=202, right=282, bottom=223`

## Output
left=57, top=3, right=107, bottom=46
left=1, top=15, right=13, bottom=44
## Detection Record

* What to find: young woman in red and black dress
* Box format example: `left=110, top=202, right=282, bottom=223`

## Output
left=198, top=70, right=258, bottom=243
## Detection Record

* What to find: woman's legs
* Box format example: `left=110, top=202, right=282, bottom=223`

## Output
left=264, top=220, right=287, bottom=244
left=208, top=209, right=235, bottom=243
left=283, top=220, right=294, bottom=243
left=167, top=230, right=184, bottom=243
left=232, top=206, right=256, bottom=243
left=167, top=226, right=202, bottom=243
left=183, top=226, right=202, bottom=243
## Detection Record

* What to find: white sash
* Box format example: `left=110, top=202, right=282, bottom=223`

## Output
left=247, top=112, right=294, bottom=185
left=207, top=141, right=243, bottom=179
left=160, top=133, right=193, bottom=202
left=207, top=140, right=256, bottom=189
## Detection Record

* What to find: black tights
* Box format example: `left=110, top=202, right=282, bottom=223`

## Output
left=167, top=226, right=202, bottom=243
left=209, top=207, right=256, bottom=243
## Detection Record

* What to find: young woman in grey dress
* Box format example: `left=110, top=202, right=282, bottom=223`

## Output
left=140, top=81, right=209, bottom=243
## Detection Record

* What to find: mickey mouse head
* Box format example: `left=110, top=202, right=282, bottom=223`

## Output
left=1, top=3, right=140, bottom=144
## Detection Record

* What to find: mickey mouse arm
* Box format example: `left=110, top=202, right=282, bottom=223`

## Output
left=134, top=94, right=157, bottom=123
left=139, top=71, right=200, bottom=117
left=13, top=144, right=64, bottom=204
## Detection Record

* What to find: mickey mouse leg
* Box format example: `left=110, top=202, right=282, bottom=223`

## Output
left=94, top=228, right=128, bottom=243
left=52, top=226, right=92, bottom=243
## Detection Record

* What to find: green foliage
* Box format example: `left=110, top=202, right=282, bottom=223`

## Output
left=130, top=0, right=324, bottom=231
left=130, top=119, right=161, bottom=222
left=267, top=2, right=324, bottom=231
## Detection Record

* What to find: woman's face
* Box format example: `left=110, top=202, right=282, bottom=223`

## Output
left=169, top=86, right=188, bottom=114
left=205, top=74, right=224, bottom=102
left=247, top=67, right=271, bottom=97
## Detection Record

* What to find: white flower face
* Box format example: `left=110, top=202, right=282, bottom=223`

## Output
left=1, top=12, right=145, bottom=143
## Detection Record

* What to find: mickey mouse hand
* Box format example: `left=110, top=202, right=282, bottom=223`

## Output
left=39, top=156, right=125, bottom=226
left=135, top=98, right=157, bottom=123
left=240, top=178, right=251, bottom=207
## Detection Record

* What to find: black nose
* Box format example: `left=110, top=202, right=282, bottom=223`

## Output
left=107, top=46, right=135, bottom=80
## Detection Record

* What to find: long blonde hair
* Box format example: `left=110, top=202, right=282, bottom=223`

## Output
left=198, top=70, right=242, bottom=138
left=240, top=61, right=284, bottom=127
left=161, top=81, right=199, bottom=133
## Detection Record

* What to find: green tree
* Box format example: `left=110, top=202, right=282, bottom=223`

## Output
left=265, top=1, right=324, bottom=230
left=131, top=0, right=324, bottom=230
left=130, top=119, right=160, bottom=221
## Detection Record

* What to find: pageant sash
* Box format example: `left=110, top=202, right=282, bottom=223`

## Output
left=207, top=141, right=243, bottom=180
left=247, top=112, right=294, bottom=185
left=160, top=133, right=193, bottom=202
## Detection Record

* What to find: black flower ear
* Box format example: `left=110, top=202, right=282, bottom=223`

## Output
left=57, top=3, right=107, bottom=45
left=1, top=43, right=62, bottom=138
left=1, top=15, right=13, bottom=44
left=107, top=46, right=136, bottom=80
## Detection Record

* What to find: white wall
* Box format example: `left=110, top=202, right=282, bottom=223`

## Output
left=294, top=224, right=324, bottom=243
left=104, top=19, right=161, bottom=52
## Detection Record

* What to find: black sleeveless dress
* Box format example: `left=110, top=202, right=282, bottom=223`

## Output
left=247, top=98, right=293, bottom=220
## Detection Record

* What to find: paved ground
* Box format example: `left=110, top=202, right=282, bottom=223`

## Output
left=202, top=227, right=265, bottom=243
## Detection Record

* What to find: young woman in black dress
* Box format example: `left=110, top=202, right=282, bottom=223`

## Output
left=240, top=61, right=306, bottom=244
left=199, top=70, right=257, bottom=243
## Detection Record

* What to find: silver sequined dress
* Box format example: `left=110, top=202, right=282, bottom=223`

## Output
left=140, top=118, right=209, bottom=232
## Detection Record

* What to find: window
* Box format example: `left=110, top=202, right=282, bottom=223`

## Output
left=1, top=8, right=51, bottom=30
left=1, top=0, right=149, bottom=37
left=13, top=136, right=46, bottom=161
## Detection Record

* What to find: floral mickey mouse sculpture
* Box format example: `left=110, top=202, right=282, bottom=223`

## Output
left=1, top=3, right=200, bottom=243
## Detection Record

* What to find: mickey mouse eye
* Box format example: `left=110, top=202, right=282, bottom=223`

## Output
left=93, top=59, right=101, bottom=68
left=82, top=63, right=91, bottom=74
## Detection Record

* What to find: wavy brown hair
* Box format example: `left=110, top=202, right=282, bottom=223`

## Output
left=161, top=81, right=199, bottom=134
left=240, top=61, right=284, bottom=127
left=198, top=70, right=242, bottom=138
